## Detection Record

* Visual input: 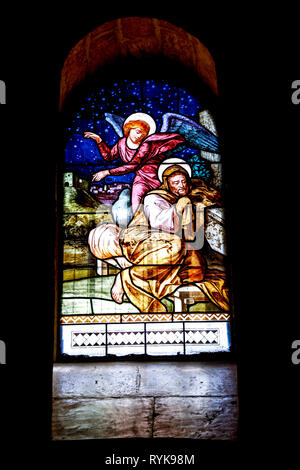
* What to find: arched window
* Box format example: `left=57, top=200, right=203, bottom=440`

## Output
left=56, top=18, right=234, bottom=359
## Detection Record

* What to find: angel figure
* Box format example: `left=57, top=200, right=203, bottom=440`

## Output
left=84, top=111, right=219, bottom=215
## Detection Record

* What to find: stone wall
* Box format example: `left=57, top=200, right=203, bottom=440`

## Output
left=59, top=17, right=218, bottom=109
left=52, top=361, right=238, bottom=440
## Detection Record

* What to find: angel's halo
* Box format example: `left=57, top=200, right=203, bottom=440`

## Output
left=124, top=112, right=156, bottom=136
left=158, top=157, right=192, bottom=183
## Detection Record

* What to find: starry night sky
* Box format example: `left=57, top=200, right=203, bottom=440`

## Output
left=65, top=79, right=211, bottom=184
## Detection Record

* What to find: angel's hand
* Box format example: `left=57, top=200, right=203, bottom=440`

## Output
left=84, top=132, right=102, bottom=143
left=92, top=169, right=109, bottom=182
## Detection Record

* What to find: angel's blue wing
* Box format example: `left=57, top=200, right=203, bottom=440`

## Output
left=160, top=112, right=220, bottom=155
left=104, top=111, right=220, bottom=162
left=104, top=113, right=125, bottom=138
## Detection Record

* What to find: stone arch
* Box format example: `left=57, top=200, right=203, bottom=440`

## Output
left=59, top=17, right=218, bottom=110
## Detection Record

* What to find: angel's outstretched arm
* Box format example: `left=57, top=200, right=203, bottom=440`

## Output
left=84, top=130, right=120, bottom=162
left=108, top=142, right=152, bottom=175
left=97, top=140, right=120, bottom=162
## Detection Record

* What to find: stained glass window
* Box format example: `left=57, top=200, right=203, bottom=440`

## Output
left=59, top=79, right=232, bottom=357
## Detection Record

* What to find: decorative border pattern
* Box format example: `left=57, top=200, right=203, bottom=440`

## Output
left=71, top=328, right=219, bottom=347
left=61, top=312, right=230, bottom=324
left=61, top=321, right=231, bottom=356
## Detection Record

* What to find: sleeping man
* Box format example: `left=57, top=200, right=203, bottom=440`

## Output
left=88, top=159, right=230, bottom=313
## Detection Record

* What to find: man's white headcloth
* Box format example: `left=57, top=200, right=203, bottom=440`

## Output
left=158, top=158, right=192, bottom=183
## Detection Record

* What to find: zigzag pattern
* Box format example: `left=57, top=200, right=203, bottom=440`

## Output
left=61, top=315, right=121, bottom=324
left=61, top=312, right=230, bottom=324
left=121, top=313, right=172, bottom=322
left=173, top=313, right=230, bottom=321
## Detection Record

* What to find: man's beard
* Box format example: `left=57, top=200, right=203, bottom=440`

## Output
left=174, top=188, right=188, bottom=196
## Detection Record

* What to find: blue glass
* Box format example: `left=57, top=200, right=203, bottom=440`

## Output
left=65, top=80, right=205, bottom=185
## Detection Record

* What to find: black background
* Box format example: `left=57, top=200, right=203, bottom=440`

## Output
left=0, top=3, right=299, bottom=465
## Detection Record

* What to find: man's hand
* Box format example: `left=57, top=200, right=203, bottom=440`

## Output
left=92, top=169, right=110, bottom=182
left=175, top=196, right=192, bottom=216
left=84, top=131, right=102, bottom=144
left=175, top=196, right=193, bottom=235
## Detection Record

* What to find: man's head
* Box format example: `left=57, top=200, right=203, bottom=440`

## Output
left=167, top=171, right=189, bottom=197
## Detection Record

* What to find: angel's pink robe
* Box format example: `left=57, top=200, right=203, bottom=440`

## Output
left=97, top=133, right=185, bottom=213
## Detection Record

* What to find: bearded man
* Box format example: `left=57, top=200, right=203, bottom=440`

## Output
left=88, top=160, right=229, bottom=313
